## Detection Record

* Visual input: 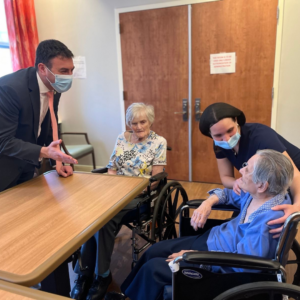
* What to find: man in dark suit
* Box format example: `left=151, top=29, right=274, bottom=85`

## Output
left=0, top=39, right=78, bottom=192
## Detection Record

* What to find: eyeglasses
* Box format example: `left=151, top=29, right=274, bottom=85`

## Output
left=242, top=162, right=248, bottom=168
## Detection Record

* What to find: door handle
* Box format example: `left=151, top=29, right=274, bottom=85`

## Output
left=174, top=99, right=188, bottom=122
left=195, top=98, right=202, bottom=122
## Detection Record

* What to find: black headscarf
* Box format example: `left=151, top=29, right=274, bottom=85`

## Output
left=199, top=102, right=246, bottom=138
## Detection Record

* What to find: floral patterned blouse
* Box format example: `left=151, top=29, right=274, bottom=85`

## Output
left=106, top=131, right=167, bottom=177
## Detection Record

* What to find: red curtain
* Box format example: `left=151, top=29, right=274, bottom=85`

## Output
left=4, top=0, right=39, bottom=71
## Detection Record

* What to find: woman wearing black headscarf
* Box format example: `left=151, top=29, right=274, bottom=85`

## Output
left=199, top=102, right=300, bottom=236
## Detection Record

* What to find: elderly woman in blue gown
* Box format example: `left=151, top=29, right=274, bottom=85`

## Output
left=106, top=149, right=293, bottom=300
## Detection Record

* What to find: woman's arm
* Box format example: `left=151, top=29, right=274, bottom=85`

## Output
left=190, top=188, right=242, bottom=231
left=190, top=194, right=219, bottom=230
left=152, top=165, right=164, bottom=176
left=217, top=158, right=242, bottom=194
left=108, top=169, right=117, bottom=175
left=217, top=158, right=235, bottom=187
left=150, top=136, right=167, bottom=188
left=106, top=134, right=122, bottom=175
left=268, top=151, right=300, bottom=237
left=147, top=165, right=165, bottom=190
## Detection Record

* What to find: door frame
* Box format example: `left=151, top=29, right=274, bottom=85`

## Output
left=115, top=0, right=284, bottom=180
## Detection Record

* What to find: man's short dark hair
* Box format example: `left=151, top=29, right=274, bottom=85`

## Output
left=35, top=39, right=74, bottom=69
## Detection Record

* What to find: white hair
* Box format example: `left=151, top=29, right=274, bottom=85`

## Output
left=253, top=149, right=294, bottom=195
left=125, top=103, right=155, bottom=126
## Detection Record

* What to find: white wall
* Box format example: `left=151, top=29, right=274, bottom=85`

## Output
left=34, top=0, right=183, bottom=167
left=276, top=0, right=300, bottom=148
left=34, top=0, right=300, bottom=167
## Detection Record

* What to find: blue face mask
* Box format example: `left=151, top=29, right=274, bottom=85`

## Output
left=46, top=67, right=73, bottom=93
left=213, top=127, right=241, bottom=150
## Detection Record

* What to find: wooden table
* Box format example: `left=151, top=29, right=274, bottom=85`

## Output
left=0, top=280, right=70, bottom=300
left=0, top=280, right=69, bottom=299
left=0, top=171, right=148, bottom=287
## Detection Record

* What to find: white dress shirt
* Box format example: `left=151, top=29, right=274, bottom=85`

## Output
left=36, top=73, right=51, bottom=137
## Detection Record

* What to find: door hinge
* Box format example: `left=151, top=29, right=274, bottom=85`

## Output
left=123, top=91, right=127, bottom=101
left=277, top=6, right=279, bottom=21
left=272, top=87, right=274, bottom=100
left=119, top=23, right=122, bottom=34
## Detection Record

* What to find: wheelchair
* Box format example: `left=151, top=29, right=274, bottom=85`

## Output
left=84, top=163, right=189, bottom=268
left=163, top=197, right=300, bottom=300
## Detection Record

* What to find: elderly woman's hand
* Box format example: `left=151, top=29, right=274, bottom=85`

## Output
left=233, top=178, right=242, bottom=195
left=190, top=201, right=212, bottom=231
left=268, top=203, right=300, bottom=238
left=166, top=250, right=196, bottom=262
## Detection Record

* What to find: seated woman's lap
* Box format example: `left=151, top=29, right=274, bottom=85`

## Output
left=121, top=229, right=211, bottom=297
left=75, top=195, right=146, bottom=275
left=96, top=194, right=147, bottom=238
left=123, top=257, right=171, bottom=300
left=143, top=234, right=208, bottom=261
left=120, top=194, right=149, bottom=224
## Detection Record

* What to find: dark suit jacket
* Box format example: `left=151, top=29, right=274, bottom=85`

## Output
left=0, top=67, right=61, bottom=192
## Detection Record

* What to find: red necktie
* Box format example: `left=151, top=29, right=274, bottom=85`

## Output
left=47, top=91, right=62, bottom=171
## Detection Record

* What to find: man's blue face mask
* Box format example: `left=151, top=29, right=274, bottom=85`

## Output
left=213, top=125, right=241, bottom=150
left=46, top=67, right=73, bottom=93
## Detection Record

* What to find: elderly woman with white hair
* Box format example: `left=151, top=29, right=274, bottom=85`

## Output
left=71, top=103, right=167, bottom=300
left=105, top=149, right=293, bottom=300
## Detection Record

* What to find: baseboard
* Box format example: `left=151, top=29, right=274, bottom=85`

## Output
left=74, top=164, right=103, bottom=172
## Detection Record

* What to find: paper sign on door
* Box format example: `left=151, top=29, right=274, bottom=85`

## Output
left=210, top=52, right=236, bottom=74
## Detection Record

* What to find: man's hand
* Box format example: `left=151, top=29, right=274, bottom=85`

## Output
left=56, top=162, right=73, bottom=178
left=233, top=178, right=242, bottom=195
left=268, top=204, right=300, bottom=238
left=190, top=201, right=212, bottom=231
left=166, top=250, right=195, bottom=262
left=40, top=140, right=78, bottom=164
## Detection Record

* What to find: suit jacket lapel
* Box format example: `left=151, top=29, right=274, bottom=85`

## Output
left=28, top=68, right=40, bottom=141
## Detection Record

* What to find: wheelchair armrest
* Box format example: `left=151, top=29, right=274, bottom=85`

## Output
left=186, top=199, right=205, bottom=207
left=149, top=172, right=168, bottom=183
left=91, top=167, right=108, bottom=173
left=183, top=251, right=280, bottom=271
left=211, top=204, right=240, bottom=212
left=185, top=199, right=240, bottom=212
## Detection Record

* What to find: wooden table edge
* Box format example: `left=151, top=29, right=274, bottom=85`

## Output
left=0, top=172, right=149, bottom=286
left=0, top=280, right=69, bottom=299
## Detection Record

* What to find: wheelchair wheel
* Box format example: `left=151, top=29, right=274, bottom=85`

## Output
left=213, top=281, right=300, bottom=300
left=289, top=240, right=300, bottom=286
left=151, top=181, right=188, bottom=241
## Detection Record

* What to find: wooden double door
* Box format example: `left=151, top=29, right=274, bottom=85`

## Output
left=119, top=0, right=278, bottom=182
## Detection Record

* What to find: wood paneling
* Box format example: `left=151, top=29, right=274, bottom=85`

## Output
left=120, top=6, right=189, bottom=180
left=192, top=0, right=278, bottom=183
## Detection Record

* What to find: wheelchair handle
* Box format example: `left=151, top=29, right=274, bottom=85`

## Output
left=174, top=256, right=183, bottom=263
left=169, top=256, right=183, bottom=273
